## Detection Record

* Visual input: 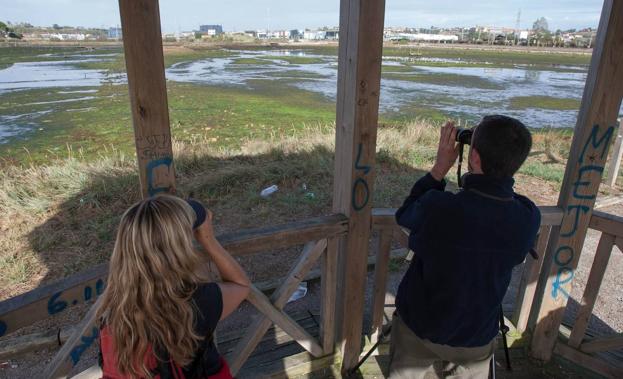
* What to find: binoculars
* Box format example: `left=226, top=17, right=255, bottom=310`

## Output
left=456, top=128, right=473, bottom=145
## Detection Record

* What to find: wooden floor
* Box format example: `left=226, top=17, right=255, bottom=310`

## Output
left=220, top=310, right=611, bottom=379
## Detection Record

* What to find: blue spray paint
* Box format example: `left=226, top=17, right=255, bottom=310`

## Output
left=352, top=143, right=371, bottom=211
left=70, top=327, right=99, bottom=365
left=146, top=157, right=173, bottom=196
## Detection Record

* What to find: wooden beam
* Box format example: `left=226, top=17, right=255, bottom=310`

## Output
left=580, top=333, right=623, bottom=354
left=246, top=286, right=323, bottom=358
left=513, top=226, right=551, bottom=332
left=119, top=0, right=174, bottom=197
left=531, top=0, right=623, bottom=361
left=0, top=214, right=347, bottom=337
left=589, top=210, right=623, bottom=238
left=44, top=297, right=102, bottom=379
left=568, top=232, right=615, bottom=348
left=606, top=119, right=622, bottom=187
left=320, top=237, right=338, bottom=354
left=370, top=229, right=393, bottom=343
left=554, top=342, right=623, bottom=378
left=333, top=0, right=386, bottom=372
left=229, top=240, right=326, bottom=375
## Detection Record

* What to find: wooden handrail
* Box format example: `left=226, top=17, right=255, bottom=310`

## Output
left=372, top=205, right=565, bottom=228
left=0, top=213, right=348, bottom=338
left=589, top=210, right=623, bottom=237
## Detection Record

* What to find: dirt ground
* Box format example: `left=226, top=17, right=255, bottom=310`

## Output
left=1, top=187, right=622, bottom=378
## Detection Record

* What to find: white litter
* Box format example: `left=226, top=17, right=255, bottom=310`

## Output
left=287, top=282, right=308, bottom=303
left=260, top=185, right=278, bottom=198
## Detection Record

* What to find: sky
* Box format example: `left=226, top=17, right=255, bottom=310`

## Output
left=1, top=0, right=604, bottom=33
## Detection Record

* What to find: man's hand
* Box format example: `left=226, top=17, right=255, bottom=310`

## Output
left=430, top=121, right=459, bottom=181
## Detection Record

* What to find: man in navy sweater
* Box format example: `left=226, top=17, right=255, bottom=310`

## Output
left=389, top=115, right=541, bottom=379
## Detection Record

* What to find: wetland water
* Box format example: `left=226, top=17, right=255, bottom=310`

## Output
left=0, top=46, right=614, bottom=146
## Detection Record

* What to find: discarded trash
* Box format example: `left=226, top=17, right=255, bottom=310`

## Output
left=304, top=192, right=315, bottom=199
left=287, top=282, right=308, bottom=303
left=260, top=185, right=278, bottom=198
left=0, top=362, right=9, bottom=369
left=302, top=183, right=308, bottom=191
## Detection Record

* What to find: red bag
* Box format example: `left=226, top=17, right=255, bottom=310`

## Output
left=99, top=326, right=233, bottom=379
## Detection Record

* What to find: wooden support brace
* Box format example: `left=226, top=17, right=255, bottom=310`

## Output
left=580, top=333, right=623, bottom=354
left=567, top=233, right=616, bottom=348
left=513, top=226, right=551, bottom=332
left=531, top=0, right=623, bottom=361
left=554, top=342, right=623, bottom=378
left=246, top=286, right=324, bottom=358
left=228, top=240, right=327, bottom=375
left=44, top=297, right=102, bottom=379
left=370, top=229, right=393, bottom=343
left=320, top=237, right=338, bottom=355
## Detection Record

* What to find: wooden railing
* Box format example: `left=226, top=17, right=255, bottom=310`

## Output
left=0, top=214, right=348, bottom=378
left=3, top=205, right=622, bottom=378
left=552, top=211, right=623, bottom=378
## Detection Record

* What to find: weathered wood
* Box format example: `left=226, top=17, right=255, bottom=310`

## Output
left=370, top=229, right=393, bottom=343
left=513, top=226, right=551, bottom=332
left=229, top=241, right=326, bottom=375
left=393, top=226, right=409, bottom=250
left=0, top=326, right=74, bottom=361
left=372, top=206, right=564, bottom=228
left=217, top=214, right=348, bottom=255
left=119, top=0, right=174, bottom=197
left=44, top=297, right=102, bottom=379
left=568, top=232, right=616, bottom=348
left=246, top=286, right=323, bottom=358
left=333, top=0, right=386, bottom=372
left=0, top=214, right=347, bottom=336
left=590, top=210, right=623, bottom=238
left=616, top=237, right=623, bottom=252
left=531, top=0, right=623, bottom=361
left=606, top=120, right=622, bottom=187
left=554, top=342, right=623, bottom=378
left=0, top=265, right=106, bottom=338
left=320, top=237, right=338, bottom=354
left=580, top=333, right=623, bottom=354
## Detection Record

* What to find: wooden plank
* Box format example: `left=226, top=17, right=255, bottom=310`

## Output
left=513, top=226, right=551, bottom=332
left=217, top=214, right=348, bottom=255
left=370, top=230, right=393, bottom=343
left=320, top=237, right=338, bottom=354
left=568, top=233, right=616, bottom=348
left=119, top=0, right=174, bottom=197
left=44, top=298, right=102, bottom=379
left=333, top=0, right=386, bottom=372
left=373, top=206, right=563, bottom=228
left=0, top=265, right=106, bottom=338
left=590, top=210, right=623, bottom=238
left=606, top=120, right=622, bottom=187
left=580, top=333, right=623, bottom=354
left=392, top=226, right=409, bottom=250
left=229, top=241, right=326, bottom=375
left=0, top=326, right=74, bottom=361
left=616, top=237, right=623, bottom=252
left=0, top=214, right=346, bottom=336
left=246, top=286, right=323, bottom=358
left=531, top=0, right=623, bottom=361
left=554, top=342, right=623, bottom=378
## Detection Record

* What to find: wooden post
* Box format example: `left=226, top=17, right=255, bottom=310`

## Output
left=530, top=0, right=623, bottom=361
left=606, top=119, right=622, bottom=187
left=370, top=229, right=393, bottom=343
left=119, top=0, right=175, bottom=197
left=333, top=0, right=386, bottom=372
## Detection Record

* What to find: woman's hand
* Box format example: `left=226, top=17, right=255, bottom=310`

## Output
left=430, top=121, right=460, bottom=181
left=194, top=209, right=216, bottom=245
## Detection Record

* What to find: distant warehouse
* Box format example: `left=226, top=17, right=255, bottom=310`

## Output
left=388, top=33, right=458, bottom=43
left=199, top=24, right=223, bottom=36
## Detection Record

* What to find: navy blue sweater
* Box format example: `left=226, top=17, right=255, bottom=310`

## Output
left=395, top=173, right=541, bottom=347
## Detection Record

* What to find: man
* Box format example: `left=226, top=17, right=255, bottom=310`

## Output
left=389, top=115, right=541, bottom=379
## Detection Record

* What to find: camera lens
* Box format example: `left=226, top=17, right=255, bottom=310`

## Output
left=456, top=128, right=473, bottom=145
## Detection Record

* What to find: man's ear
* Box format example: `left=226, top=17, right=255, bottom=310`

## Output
left=469, top=147, right=484, bottom=174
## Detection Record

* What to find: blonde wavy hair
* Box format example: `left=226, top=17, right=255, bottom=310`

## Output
left=97, top=195, right=208, bottom=378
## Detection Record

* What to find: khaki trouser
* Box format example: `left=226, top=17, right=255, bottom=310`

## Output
left=388, top=314, right=495, bottom=379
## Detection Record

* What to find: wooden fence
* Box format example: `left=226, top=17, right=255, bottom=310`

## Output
left=3, top=206, right=623, bottom=378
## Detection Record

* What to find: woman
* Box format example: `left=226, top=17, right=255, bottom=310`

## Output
left=97, top=195, right=250, bottom=378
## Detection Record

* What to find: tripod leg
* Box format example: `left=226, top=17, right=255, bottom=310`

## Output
left=499, top=306, right=512, bottom=371
left=489, top=353, right=496, bottom=379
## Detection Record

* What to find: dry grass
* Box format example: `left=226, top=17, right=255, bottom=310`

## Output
left=1, top=119, right=613, bottom=299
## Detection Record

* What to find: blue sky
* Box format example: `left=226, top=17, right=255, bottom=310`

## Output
left=1, top=0, right=604, bottom=33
